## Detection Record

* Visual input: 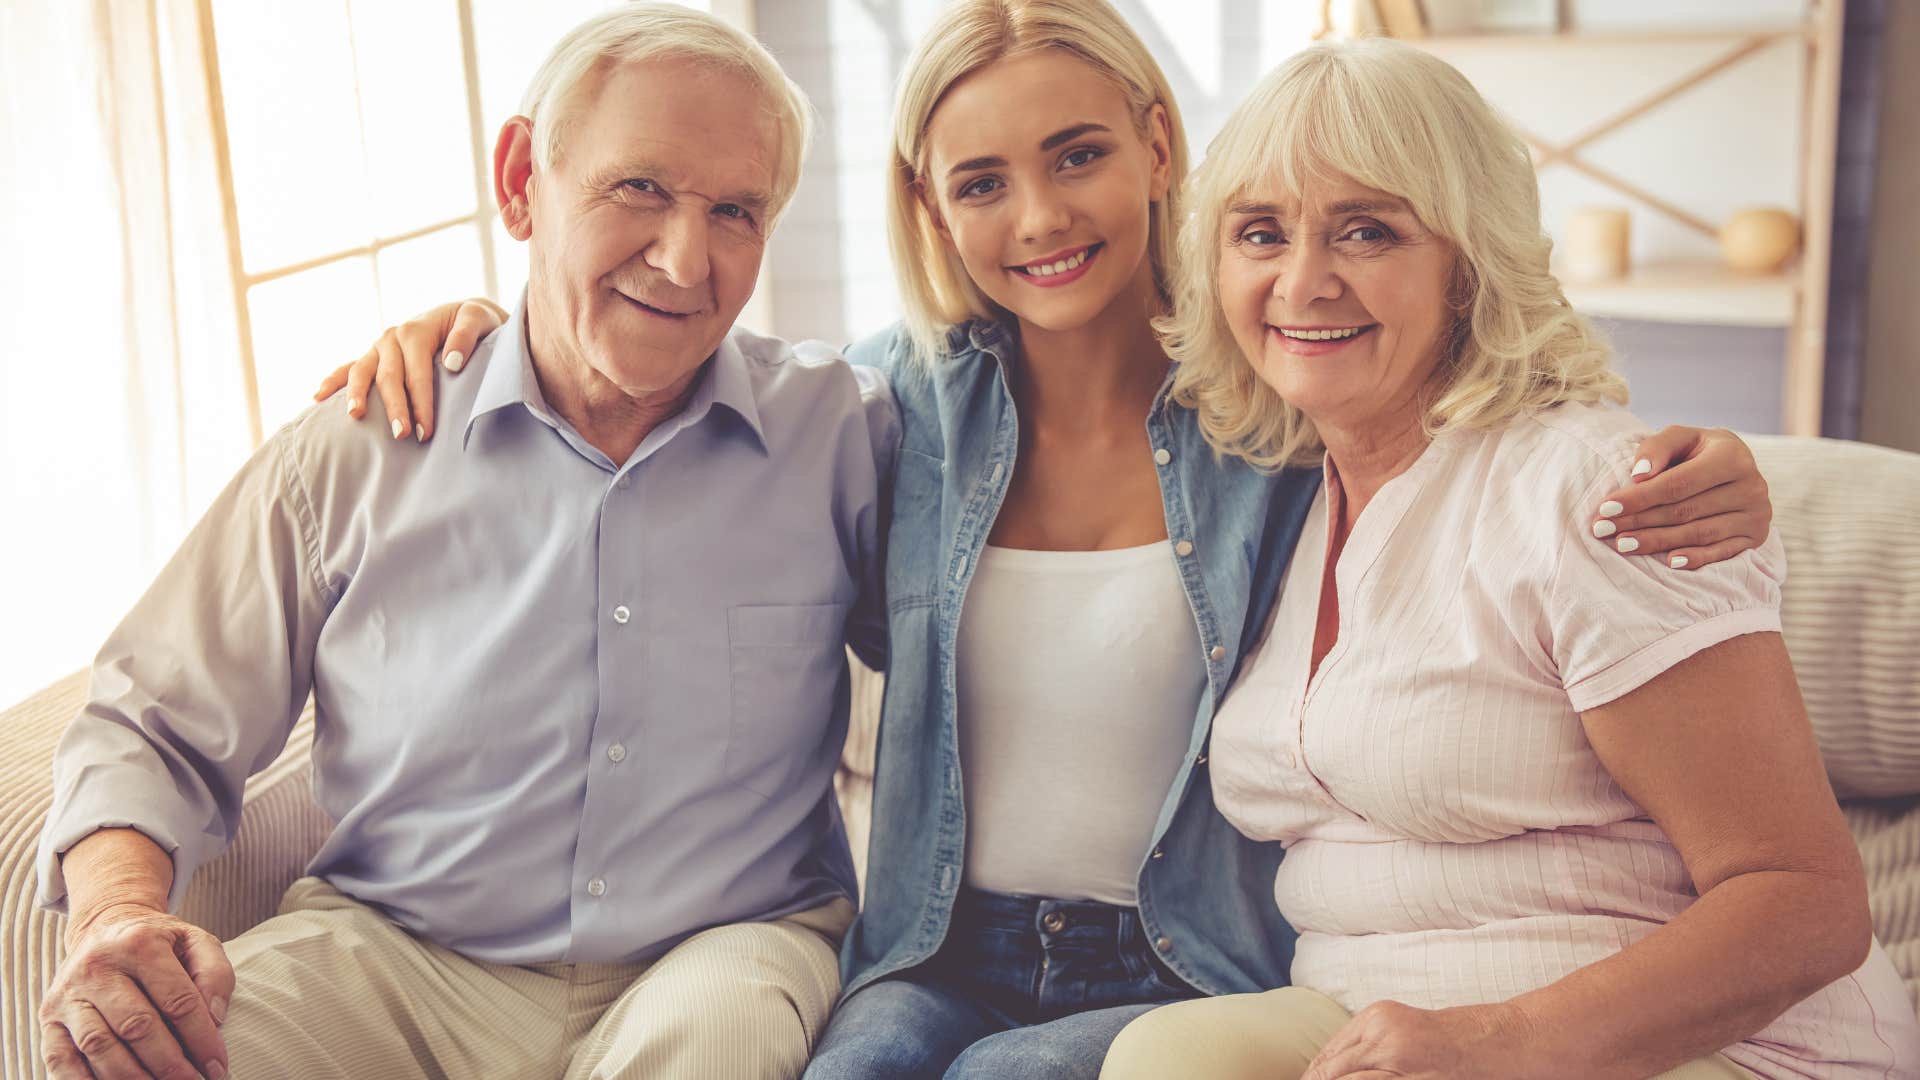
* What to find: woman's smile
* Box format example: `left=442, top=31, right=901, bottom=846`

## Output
left=1266, top=322, right=1378, bottom=356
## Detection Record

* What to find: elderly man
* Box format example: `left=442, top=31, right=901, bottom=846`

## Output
left=34, top=7, right=894, bottom=1079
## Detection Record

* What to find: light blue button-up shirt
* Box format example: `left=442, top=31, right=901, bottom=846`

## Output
left=38, top=300, right=899, bottom=965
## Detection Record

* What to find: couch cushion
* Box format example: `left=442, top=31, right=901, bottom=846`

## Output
left=1751, top=436, right=1920, bottom=799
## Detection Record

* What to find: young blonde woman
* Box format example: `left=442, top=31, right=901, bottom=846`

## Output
left=1097, top=39, right=1919, bottom=1080
left=314, top=4, right=1777, bottom=1076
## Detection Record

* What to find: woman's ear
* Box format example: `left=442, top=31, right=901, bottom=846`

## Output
left=915, top=177, right=956, bottom=250
left=1145, top=102, right=1174, bottom=203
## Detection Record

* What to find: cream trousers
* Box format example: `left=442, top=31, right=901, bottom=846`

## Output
left=1099, top=986, right=1758, bottom=1080
left=221, top=877, right=851, bottom=1080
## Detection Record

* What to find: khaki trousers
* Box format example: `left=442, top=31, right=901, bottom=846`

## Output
left=1099, top=987, right=1758, bottom=1080
left=221, top=877, right=852, bottom=1080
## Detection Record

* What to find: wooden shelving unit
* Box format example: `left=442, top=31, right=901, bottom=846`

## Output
left=1333, top=1, right=1847, bottom=434
left=1562, top=261, right=1796, bottom=328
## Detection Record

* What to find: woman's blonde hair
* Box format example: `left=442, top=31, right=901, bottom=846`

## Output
left=520, top=4, right=813, bottom=219
left=886, top=0, right=1189, bottom=359
left=1161, top=38, right=1626, bottom=469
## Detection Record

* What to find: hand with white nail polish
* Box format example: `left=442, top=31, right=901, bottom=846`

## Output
left=310, top=298, right=504, bottom=443
left=1589, top=426, right=1775, bottom=570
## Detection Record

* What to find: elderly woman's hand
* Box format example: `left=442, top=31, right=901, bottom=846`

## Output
left=1595, top=426, right=1771, bottom=570
left=1300, top=999, right=1550, bottom=1080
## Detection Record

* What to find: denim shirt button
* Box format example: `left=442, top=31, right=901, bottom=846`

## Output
left=1041, top=911, right=1067, bottom=933
left=1208, top=645, right=1226, bottom=661
left=1155, top=935, right=1174, bottom=952
left=1153, top=448, right=1172, bottom=466
left=1150, top=848, right=1165, bottom=860
left=1174, top=540, right=1195, bottom=557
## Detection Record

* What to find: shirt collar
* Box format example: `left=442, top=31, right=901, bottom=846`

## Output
left=464, top=296, right=767, bottom=454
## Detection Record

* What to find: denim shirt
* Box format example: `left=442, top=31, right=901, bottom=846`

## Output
left=842, top=319, right=1322, bottom=1000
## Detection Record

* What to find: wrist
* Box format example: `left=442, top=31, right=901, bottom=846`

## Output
left=66, top=896, right=167, bottom=947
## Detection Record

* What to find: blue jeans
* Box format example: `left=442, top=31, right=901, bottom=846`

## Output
left=804, top=888, right=1200, bottom=1079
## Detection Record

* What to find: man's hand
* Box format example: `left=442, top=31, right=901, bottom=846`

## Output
left=40, top=829, right=235, bottom=1080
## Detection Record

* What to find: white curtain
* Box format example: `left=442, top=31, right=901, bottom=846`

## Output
left=0, top=0, right=253, bottom=706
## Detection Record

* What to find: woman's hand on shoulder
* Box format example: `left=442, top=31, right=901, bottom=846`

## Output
left=1591, top=426, right=1771, bottom=570
left=311, top=297, right=507, bottom=441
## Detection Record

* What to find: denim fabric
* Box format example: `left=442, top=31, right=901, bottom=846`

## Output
left=840, top=319, right=1323, bottom=1002
left=804, top=888, right=1201, bottom=1079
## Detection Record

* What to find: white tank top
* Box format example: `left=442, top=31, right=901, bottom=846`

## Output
left=955, top=541, right=1208, bottom=906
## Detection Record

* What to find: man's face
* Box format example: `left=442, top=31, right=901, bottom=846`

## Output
left=516, top=57, right=780, bottom=397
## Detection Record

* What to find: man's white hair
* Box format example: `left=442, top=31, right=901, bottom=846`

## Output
left=518, top=3, right=813, bottom=217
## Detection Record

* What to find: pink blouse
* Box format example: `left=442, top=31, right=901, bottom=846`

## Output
left=1211, top=402, right=1919, bottom=1078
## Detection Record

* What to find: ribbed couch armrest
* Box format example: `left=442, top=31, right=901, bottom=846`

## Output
left=0, top=671, right=331, bottom=1080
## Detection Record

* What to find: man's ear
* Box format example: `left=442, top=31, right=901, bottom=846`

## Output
left=495, top=116, right=537, bottom=241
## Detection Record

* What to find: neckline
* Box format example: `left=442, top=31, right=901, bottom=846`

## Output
left=978, top=540, right=1174, bottom=571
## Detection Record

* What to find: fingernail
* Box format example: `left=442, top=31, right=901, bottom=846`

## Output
left=392, top=418, right=406, bottom=439
left=1631, top=459, right=1653, bottom=478
left=1670, top=555, right=1689, bottom=569
left=415, top=423, right=426, bottom=442
left=347, top=397, right=362, bottom=414
left=1598, top=500, right=1623, bottom=518
left=205, top=1060, right=227, bottom=1080
left=212, top=995, right=227, bottom=1024
left=445, top=350, right=465, bottom=372
left=1616, top=537, right=1640, bottom=553
left=1592, top=519, right=1617, bottom=538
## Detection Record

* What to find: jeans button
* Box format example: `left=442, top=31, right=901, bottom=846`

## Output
left=1041, top=910, right=1067, bottom=933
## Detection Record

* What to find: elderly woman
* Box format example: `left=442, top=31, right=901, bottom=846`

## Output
left=1099, top=39, right=1919, bottom=1080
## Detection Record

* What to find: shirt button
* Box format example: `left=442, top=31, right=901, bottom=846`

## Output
left=1150, top=847, right=1166, bottom=860
left=1278, top=747, right=1297, bottom=769
left=1155, top=935, right=1174, bottom=952
left=1174, top=539, right=1194, bottom=557
left=606, top=743, right=627, bottom=763
left=586, top=877, right=607, bottom=897
left=990, top=462, right=1006, bottom=485
left=1041, top=911, right=1067, bottom=933
left=1195, top=753, right=1208, bottom=766
left=1153, top=448, right=1172, bottom=466
left=612, top=605, right=631, bottom=624
left=616, top=474, right=632, bottom=490
left=1208, top=645, right=1226, bottom=662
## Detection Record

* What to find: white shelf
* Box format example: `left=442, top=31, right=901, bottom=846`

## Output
left=1560, top=260, right=1796, bottom=327
left=1408, top=25, right=1809, bottom=47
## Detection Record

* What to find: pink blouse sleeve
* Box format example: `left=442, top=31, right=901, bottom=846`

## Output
left=1543, top=434, right=1786, bottom=713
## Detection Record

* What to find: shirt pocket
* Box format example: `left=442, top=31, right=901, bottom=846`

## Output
left=726, top=602, right=852, bottom=799
left=886, top=448, right=945, bottom=610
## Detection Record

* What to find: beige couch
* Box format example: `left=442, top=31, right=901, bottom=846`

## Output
left=3, top=435, right=1917, bottom=1078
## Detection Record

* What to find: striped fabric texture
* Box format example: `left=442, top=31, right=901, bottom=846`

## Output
left=1, top=436, right=1915, bottom=1077
left=1, top=671, right=333, bottom=1080
left=1747, top=436, right=1920, bottom=799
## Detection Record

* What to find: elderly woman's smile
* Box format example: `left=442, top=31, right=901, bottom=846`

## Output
left=1216, top=178, right=1454, bottom=437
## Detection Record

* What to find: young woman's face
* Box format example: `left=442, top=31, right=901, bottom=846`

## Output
left=921, top=49, right=1172, bottom=334
left=1216, top=173, right=1457, bottom=434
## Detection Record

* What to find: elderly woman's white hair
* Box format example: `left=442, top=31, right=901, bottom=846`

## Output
left=1160, top=38, right=1627, bottom=470
left=518, top=3, right=813, bottom=217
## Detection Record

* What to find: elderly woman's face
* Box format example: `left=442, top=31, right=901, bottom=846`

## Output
left=1217, top=174, right=1456, bottom=434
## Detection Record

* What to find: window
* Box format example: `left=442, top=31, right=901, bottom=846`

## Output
left=206, top=0, right=717, bottom=438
